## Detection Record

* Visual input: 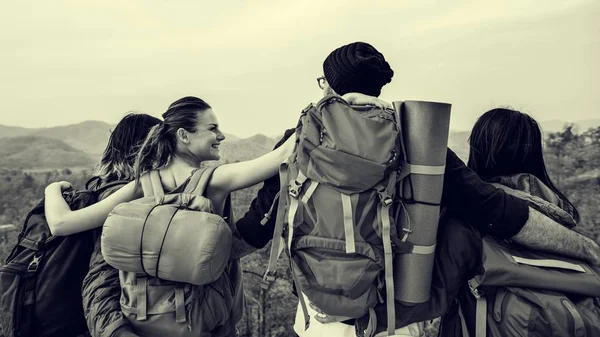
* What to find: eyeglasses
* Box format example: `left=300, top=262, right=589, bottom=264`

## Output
left=317, top=76, right=326, bottom=90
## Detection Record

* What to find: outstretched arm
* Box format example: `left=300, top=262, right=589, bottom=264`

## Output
left=512, top=207, right=600, bottom=265
left=443, top=149, right=600, bottom=266
left=208, top=132, right=296, bottom=196
left=44, top=181, right=141, bottom=236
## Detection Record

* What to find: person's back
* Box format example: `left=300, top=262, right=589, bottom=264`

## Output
left=0, top=113, right=160, bottom=337
left=439, top=108, right=600, bottom=337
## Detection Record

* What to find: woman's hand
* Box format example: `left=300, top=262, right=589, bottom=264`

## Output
left=45, top=181, right=73, bottom=194
left=343, top=92, right=393, bottom=110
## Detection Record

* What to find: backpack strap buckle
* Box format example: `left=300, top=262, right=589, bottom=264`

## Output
left=468, top=278, right=483, bottom=299
left=289, top=181, right=302, bottom=199
left=261, top=270, right=277, bottom=289
left=289, top=171, right=308, bottom=199
left=27, top=254, right=43, bottom=272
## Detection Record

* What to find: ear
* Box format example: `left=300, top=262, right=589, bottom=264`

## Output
left=176, top=128, right=190, bottom=144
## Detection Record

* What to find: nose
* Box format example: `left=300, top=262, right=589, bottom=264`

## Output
left=217, top=131, right=226, bottom=142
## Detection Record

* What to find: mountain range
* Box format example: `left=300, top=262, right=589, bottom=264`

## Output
left=0, top=118, right=597, bottom=169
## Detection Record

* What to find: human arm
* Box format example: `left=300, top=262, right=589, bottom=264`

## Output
left=235, top=128, right=296, bottom=249
left=44, top=180, right=141, bottom=236
left=511, top=207, right=600, bottom=266
left=208, top=131, right=296, bottom=198
left=82, top=237, right=139, bottom=337
left=442, top=149, right=600, bottom=266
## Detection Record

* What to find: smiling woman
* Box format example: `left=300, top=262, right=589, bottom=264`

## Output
left=41, top=95, right=297, bottom=336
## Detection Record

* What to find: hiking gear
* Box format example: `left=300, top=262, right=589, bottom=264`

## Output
left=390, top=100, right=451, bottom=305
left=263, top=96, right=408, bottom=336
left=102, top=167, right=241, bottom=337
left=101, top=167, right=233, bottom=285
left=456, top=174, right=600, bottom=337
left=0, top=179, right=127, bottom=337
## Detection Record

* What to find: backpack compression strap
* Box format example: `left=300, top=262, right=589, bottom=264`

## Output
left=376, top=184, right=396, bottom=336
left=467, top=278, right=487, bottom=337
left=140, top=170, right=164, bottom=205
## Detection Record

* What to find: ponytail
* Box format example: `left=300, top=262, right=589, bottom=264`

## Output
left=133, top=123, right=175, bottom=186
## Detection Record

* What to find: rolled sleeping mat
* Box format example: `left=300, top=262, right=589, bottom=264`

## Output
left=392, top=100, right=451, bottom=304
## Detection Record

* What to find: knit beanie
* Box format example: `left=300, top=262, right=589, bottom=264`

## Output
left=322, top=42, right=394, bottom=97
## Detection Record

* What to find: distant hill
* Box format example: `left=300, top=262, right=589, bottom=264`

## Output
left=0, top=120, right=114, bottom=158
left=35, top=121, right=113, bottom=156
left=0, top=124, right=32, bottom=138
left=0, top=136, right=96, bottom=169
left=243, top=134, right=276, bottom=149
left=1, top=117, right=596, bottom=168
left=219, top=139, right=272, bottom=162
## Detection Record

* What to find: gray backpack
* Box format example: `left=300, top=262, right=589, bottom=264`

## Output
left=102, top=168, right=243, bottom=337
left=263, top=96, right=418, bottom=335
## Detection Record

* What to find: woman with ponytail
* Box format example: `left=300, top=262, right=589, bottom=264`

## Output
left=44, top=95, right=296, bottom=236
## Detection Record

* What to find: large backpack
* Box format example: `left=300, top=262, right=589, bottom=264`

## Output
left=101, top=167, right=243, bottom=337
left=263, top=96, right=414, bottom=335
left=454, top=175, right=600, bottom=337
left=0, top=178, right=127, bottom=337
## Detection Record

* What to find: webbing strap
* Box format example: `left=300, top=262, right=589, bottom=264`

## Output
left=301, top=181, right=319, bottom=204
left=140, top=173, right=153, bottom=198
left=411, top=243, right=437, bottom=255
left=137, top=276, right=148, bottom=321
left=475, top=295, right=487, bottom=337
left=296, top=290, right=311, bottom=331
left=174, top=284, right=186, bottom=323
left=287, top=197, right=299, bottom=250
left=187, top=166, right=219, bottom=196
left=263, top=162, right=289, bottom=286
left=149, top=170, right=164, bottom=205
left=341, top=194, right=356, bottom=254
left=409, top=164, right=446, bottom=175
left=183, top=168, right=203, bottom=194
left=380, top=201, right=395, bottom=336
left=458, top=303, right=470, bottom=337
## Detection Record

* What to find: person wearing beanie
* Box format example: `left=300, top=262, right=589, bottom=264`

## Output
left=234, top=41, right=600, bottom=337
left=321, top=42, right=394, bottom=97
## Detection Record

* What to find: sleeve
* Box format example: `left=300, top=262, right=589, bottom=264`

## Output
left=236, top=128, right=296, bottom=248
left=82, top=237, right=131, bottom=337
left=374, top=210, right=482, bottom=329
left=440, top=148, right=529, bottom=239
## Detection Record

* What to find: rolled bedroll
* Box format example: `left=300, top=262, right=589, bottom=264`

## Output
left=392, top=100, right=451, bottom=304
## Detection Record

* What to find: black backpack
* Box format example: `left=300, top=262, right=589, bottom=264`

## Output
left=0, top=179, right=127, bottom=337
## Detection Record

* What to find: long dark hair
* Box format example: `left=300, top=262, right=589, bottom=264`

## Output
left=467, top=108, right=579, bottom=221
left=93, top=113, right=161, bottom=183
left=133, top=96, right=212, bottom=182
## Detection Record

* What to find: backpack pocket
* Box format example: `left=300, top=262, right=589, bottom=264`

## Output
left=290, top=236, right=382, bottom=317
left=0, top=262, right=33, bottom=337
left=494, top=287, right=589, bottom=337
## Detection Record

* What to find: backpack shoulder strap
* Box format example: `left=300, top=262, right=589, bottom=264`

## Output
left=140, top=170, right=164, bottom=204
left=184, top=166, right=219, bottom=196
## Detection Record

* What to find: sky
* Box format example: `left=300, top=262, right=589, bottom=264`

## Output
left=1, top=0, right=598, bottom=137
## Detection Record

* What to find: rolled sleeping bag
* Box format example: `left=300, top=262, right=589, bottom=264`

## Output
left=392, top=100, right=451, bottom=304
left=101, top=168, right=233, bottom=286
